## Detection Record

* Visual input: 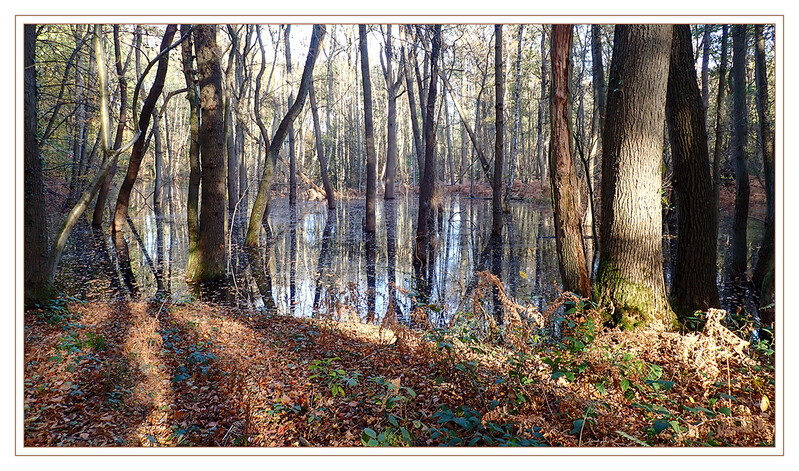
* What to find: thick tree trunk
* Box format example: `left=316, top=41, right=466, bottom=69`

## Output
left=752, top=24, right=775, bottom=295
left=492, top=25, right=504, bottom=238
left=359, top=25, right=377, bottom=233
left=549, top=24, right=591, bottom=298
left=730, top=24, right=750, bottom=280
left=186, top=24, right=227, bottom=282
left=24, top=24, right=53, bottom=306
left=594, top=24, right=676, bottom=330
left=666, top=24, right=720, bottom=320
left=414, top=25, right=441, bottom=266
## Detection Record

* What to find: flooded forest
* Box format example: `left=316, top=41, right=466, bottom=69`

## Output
left=22, top=22, right=778, bottom=449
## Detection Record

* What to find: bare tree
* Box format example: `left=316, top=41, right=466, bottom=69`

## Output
left=246, top=25, right=325, bottom=247
left=549, top=24, right=591, bottom=298
left=491, top=24, right=504, bottom=238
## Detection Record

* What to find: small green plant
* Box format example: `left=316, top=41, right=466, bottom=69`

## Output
left=307, top=357, right=359, bottom=397
left=38, top=295, right=82, bottom=325
left=57, top=331, right=107, bottom=352
left=430, top=405, right=546, bottom=446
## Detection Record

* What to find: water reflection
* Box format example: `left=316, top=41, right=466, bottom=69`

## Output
left=61, top=185, right=561, bottom=323
left=55, top=180, right=768, bottom=330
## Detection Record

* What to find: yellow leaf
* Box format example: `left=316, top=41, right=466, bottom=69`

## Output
left=390, top=377, right=401, bottom=392
left=760, top=395, right=770, bottom=412
left=519, top=271, right=528, bottom=280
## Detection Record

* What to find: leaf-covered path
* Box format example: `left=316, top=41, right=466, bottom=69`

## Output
left=23, top=298, right=775, bottom=447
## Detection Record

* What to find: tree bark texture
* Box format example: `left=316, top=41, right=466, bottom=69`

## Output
left=594, top=24, right=676, bottom=330
left=752, top=24, right=775, bottom=294
left=549, top=24, right=591, bottom=298
left=187, top=24, right=227, bottom=282
left=25, top=24, right=54, bottom=306
left=181, top=24, right=202, bottom=274
left=666, top=24, right=720, bottom=320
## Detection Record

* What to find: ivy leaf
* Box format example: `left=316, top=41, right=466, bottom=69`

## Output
left=651, top=420, right=671, bottom=434
left=570, top=419, right=585, bottom=435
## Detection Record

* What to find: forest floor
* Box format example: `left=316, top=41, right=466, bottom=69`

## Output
left=23, top=286, right=775, bottom=448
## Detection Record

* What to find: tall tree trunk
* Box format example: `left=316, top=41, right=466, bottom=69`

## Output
left=492, top=24, right=504, bottom=238
left=752, top=24, right=775, bottom=295
left=309, top=80, right=335, bottom=209
left=153, top=106, right=163, bottom=210
left=112, top=25, right=177, bottom=240
left=246, top=25, right=325, bottom=247
left=414, top=25, right=441, bottom=266
left=439, top=70, right=493, bottom=187
left=666, top=24, right=720, bottom=321
left=536, top=26, right=549, bottom=182
left=594, top=24, right=676, bottom=330
left=712, top=25, right=729, bottom=222
left=187, top=24, right=227, bottom=282
left=383, top=25, right=399, bottom=199
left=46, top=25, right=145, bottom=287
left=24, top=24, right=53, bottom=306
left=284, top=25, right=298, bottom=205
left=403, top=26, right=425, bottom=184
left=359, top=25, right=377, bottom=233
left=92, top=25, right=129, bottom=227
left=181, top=24, right=202, bottom=276
left=68, top=25, right=87, bottom=208
left=549, top=24, right=591, bottom=298
left=591, top=25, right=607, bottom=134
left=701, top=25, right=712, bottom=115
left=444, top=94, right=454, bottom=186
left=730, top=24, right=750, bottom=280
left=505, top=24, right=524, bottom=209
left=224, top=27, right=239, bottom=216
